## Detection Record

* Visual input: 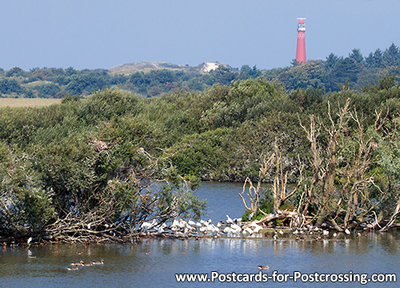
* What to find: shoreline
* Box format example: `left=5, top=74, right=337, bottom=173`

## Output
left=2, top=223, right=399, bottom=247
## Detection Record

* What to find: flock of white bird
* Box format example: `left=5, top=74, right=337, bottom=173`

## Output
left=141, top=216, right=356, bottom=238
left=291, top=225, right=353, bottom=238
left=140, top=215, right=264, bottom=237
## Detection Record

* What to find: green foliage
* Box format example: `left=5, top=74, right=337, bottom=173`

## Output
left=1, top=43, right=400, bottom=100
left=2, top=70, right=400, bottom=236
left=33, top=83, right=62, bottom=98
left=0, top=144, right=55, bottom=233
left=170, top=128, right=235, bottom=180
left=0, top=79, right=25, bottom=96
left=239, top=65, right=262, bottom=79
left=0, top=89, right=206, bottom=236
left=242, top=197, right=274, bottom=222
left=201, top=78, right=286, bottom=128
left=65, top=73, right=110, bottom=95
left=277, top=61, right=325, bottom=90
left=61, top=94, right=81, bottom=103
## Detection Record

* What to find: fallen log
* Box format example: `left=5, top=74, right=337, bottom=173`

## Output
left=253, top=210, right=299, bottom=226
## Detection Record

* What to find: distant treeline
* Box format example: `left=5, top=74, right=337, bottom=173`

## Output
left=1, top=43, right=400, bottom=98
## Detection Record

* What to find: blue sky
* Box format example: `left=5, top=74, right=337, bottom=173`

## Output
left=1, top=0, right=399, bottom=70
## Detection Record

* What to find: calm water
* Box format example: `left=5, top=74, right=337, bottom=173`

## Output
left=0, top=182, right=399, bottom=288
left=197, top=181, right=246, bottom=221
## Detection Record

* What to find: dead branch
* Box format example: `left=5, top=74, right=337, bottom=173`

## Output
left=238, top=154, right=274, bottom=213
left=380, top=198, right=400, bottom=231
left=254, top=210, right=299, bottom=226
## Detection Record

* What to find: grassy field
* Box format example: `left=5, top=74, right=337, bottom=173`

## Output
left=0, top=98, right=62, bottom=108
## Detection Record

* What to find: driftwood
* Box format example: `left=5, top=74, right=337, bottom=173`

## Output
left=330, top=219, right=344, bottom=232
left=254, top=210, right=299, bottom=226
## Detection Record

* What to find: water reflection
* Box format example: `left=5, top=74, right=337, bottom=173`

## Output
left=1, top=182, right=399, bottom=287
left=0, top=233, right=399, bottom=287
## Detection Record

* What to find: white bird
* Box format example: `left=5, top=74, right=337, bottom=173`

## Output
left=345, top=229, right=351, bottom=235
left=230, top=224, right=242, bottom=233
left=188, top=220, right=196, bottom=226
left=200, top=220, right=208, bottom=226
left=250, top=224, right=263, bottom=233
left=27, top=237, right=33, bottom=245
left=243, top=227, right=253, bottom=235
left=216, top=221, right=223, bottom=228
left=322, top=230, right=329, bottom=236
left=279, top=230, right=284, bottom=235
left=185, top=224, right=194, bottom=231
left=223, top=227, right=233, bottom=234
left=226, top=215, right=234, bottom=224
left=179, top=220, right=187, bottom=229
left=155, top=226, right=165, bottom=234
left=171, top=219, right=179, bottom=229
left=141, top=222, right=152, bottom=230
left=208, top=224, right=219, bottom=233
left=199, top=226, right=207, bottom=233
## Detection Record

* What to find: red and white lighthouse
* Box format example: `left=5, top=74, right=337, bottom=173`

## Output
left=296, top=18, right=306, bottom=63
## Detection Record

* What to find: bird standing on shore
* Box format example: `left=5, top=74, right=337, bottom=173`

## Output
left=27, top=237, right=32, bottom=248
left=226, top=215, right=234, bottom=225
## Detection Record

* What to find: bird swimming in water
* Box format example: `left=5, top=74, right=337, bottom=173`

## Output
left=70, top=260, right=84, bottom=266
left=258, top=265, right=269, bottom=270
left=91, top=259, right=104, bottom=265
left=66, top=266, right=79, bottom=271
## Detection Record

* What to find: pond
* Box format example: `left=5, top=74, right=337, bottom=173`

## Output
left=0, top=182, right=399, bottom=287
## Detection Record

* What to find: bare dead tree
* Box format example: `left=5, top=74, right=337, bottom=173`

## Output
left=298, top=99, right=385, bottom=230
left=241, top=142, right=304, bottom=227
left=239, top=154, right=274, bottom=214
left=272, top=142, right=303, bottom=214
